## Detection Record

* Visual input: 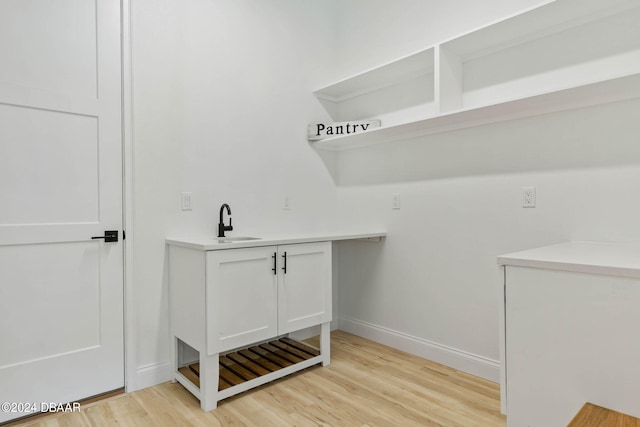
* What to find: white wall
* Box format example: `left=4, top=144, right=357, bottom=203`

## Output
left=130, top=0, right=338, bottom=389
left=330, top=0, right=640, bottom=380
left=129, top=0, right=640, bottom=389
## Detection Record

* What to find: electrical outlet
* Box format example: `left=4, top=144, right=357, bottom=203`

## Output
left=283, top=195, right=291, bottom=210
left=392, top=194, right=401, bottom=210
left=523, top=187, right=536, bottom=208
left=181, top=192, right=192, bottom=211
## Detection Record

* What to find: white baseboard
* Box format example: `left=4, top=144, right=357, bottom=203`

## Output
left=127, top=361, right=172, bottom=392
left=338, top=316, right=500, bottom=382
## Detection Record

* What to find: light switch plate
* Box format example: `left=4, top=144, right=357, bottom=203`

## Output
left=523, top=187, right=536, bottom=208
left=392, top=194, right=401, bottom=210
left=181, top=192, right=193, bottom=210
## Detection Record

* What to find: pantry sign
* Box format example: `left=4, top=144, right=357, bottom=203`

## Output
left=308, top=119, right=380, bottom=141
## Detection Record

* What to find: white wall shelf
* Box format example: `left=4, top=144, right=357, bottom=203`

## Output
left=312, top=0, right=640, bottom=152
left=313, top=73, right=640, bottom=151
left=313, top=48, right=435, bottom=129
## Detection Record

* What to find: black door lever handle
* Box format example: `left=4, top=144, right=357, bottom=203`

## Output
left=91, top=230, right=118, bottom=242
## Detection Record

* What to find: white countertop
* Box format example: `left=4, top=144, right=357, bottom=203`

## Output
left=497, top=241, right=640, bottom=279
left=166, top=230, right=387, bottom=251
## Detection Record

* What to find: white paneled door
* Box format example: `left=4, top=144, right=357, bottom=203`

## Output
left=0, top=0, right=124, bottom=422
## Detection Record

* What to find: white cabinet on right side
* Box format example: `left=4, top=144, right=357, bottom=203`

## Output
left=498, top=242, right=640, bottom=427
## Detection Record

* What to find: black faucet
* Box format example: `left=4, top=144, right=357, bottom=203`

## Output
left=218, top=203, right=233, bottom=238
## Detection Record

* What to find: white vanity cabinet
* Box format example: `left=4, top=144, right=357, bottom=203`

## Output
left=168, top=240, right=332, bottom=411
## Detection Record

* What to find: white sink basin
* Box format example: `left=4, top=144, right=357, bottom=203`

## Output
left=215, top=236, right=261, bottom=243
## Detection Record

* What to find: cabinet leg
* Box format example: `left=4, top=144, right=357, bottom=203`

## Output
left=199, top=352, right=219, bottom=411
left=320, top=322, right=331, bottom=367
left=171, top=336, right=178, bottom=383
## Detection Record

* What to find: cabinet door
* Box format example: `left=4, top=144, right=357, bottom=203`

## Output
left=206, top=246, right=278, bottom=354
left=277, top=242, right=332, bottom=334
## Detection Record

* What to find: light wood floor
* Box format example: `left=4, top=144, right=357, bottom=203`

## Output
left=9, top=331, right=505, bottom=427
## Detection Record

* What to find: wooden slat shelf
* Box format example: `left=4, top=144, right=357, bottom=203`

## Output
left=178, top=337, right=320, bottom=392
left=177, top=363, right=200, bottom=388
